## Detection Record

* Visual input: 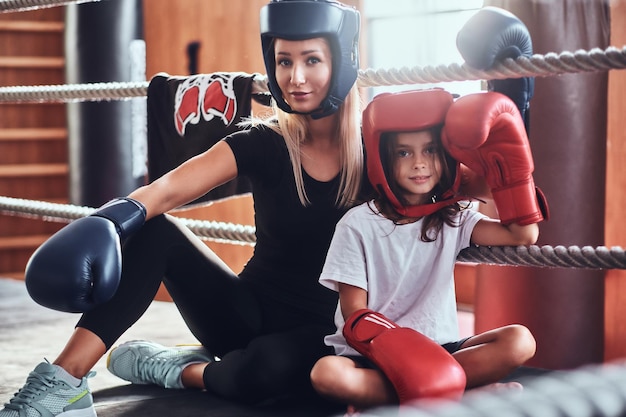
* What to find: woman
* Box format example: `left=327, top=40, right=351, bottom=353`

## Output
left=1, top=1, right=364, bottom=416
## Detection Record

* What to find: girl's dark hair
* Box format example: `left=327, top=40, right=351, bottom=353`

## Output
left=375, top=126, right=463, bottom=242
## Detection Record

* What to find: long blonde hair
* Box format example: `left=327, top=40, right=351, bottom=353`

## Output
left=246, top=85, right=363, bottom=208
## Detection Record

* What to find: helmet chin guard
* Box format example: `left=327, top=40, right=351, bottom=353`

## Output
left=363, top=89, right=464, bottom=217
left=260, top=0, right=360, bottom=119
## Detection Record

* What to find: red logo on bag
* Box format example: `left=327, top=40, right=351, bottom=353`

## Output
left=174, top=73, right=238, bottom=136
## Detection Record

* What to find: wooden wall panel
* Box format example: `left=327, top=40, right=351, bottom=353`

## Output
left=605, top=0, right=626, bottom=361
left=0, top=104, right=66, bottom=129
left=0, top=7, right=63, bottom=22
left=0, top=7, right=67, bottom=277
left=142, top=0, right=268, bottom=79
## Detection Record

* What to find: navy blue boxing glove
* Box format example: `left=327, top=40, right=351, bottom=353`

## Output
left=457, top=6, right=534, bottom=132
left=25, top=197, right=146, bottom=313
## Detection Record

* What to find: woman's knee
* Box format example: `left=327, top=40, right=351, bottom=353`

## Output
left=204, top=347, right=292, bottom=404
left=222, top=335, right=317, bottom=400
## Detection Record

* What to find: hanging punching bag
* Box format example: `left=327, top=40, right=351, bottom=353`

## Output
left=65, top=0, right=145, bottom=206
left=474, top=0, right=609, bottom=369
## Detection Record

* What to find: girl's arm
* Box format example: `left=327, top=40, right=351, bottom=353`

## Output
left=470, top=218, right=539, bottom=247
left=338, top=283, right=368, bottom=321
left=128, top=140, right=238, bottom=220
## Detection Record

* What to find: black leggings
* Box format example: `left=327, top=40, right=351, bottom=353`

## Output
left=77, top=214, right=334, bottom=404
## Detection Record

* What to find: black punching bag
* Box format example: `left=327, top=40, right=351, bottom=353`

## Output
left=475, top=0, right=609, bottom=369
left=65, top=1, right=145, bottom=206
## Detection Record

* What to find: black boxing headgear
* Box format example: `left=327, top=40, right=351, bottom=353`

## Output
left=363, top=89, right=464, bottom=218
left=259, top=0, right=360, bottom=119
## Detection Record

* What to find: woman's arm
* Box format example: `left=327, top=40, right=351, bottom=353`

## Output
left=470, top=218, right=539, bottom=247
left=129, top=140, right=238, bottom=220
left=338, top=283, right=368, bottom=321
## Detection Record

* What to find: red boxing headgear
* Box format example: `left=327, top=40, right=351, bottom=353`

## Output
left=363, top=89, right=463, bottom=217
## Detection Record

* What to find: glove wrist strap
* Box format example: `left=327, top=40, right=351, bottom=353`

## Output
left=94, top=197, right=147, bottom=238
left=492, top=181, right=545, bottom=225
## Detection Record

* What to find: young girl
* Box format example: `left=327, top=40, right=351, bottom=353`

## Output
left=310, top=88, right=540, bottom=411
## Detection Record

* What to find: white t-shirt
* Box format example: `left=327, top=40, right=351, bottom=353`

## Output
left=319, top=201, right=486, bottom=356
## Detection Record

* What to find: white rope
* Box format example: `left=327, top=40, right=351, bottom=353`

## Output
left=0, top=0, right=98, bottom=13
left=0, top=81, right=149, bottom=103
left=1, top=196, right=624, bottom=269
left=457, top=245, right=626, bottom=269
left=0, top=196, right=256, bottom=246
left=1, top=45, right=626, bottom=103
left=356, top=45, right=626, bottom=87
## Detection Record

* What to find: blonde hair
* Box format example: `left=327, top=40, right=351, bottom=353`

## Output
left=245, top=85, right=363, bottom=208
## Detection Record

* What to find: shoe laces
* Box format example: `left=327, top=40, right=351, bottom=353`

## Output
left=135, top=355, right=177, bottom=386
left=4, top=370, right=57, bottom=410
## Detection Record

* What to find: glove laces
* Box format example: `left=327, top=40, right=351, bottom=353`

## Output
left=134, top=354, right=181, bottom=388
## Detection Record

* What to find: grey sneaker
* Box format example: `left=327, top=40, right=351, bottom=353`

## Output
left=0, top=361, right=96, bottom=417
left=107, top=340, right=212, bottom=389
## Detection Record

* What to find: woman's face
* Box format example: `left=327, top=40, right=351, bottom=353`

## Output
left=391, top=130, right=443, bottom=206
left=274, top=37, right=333, bottom=114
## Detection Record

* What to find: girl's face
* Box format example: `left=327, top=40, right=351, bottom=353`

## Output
left=274, top=37, right=333, bottom=114
left=391, top=130, right=443, bottom=206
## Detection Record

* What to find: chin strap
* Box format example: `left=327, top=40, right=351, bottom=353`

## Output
left=390, top=194, right=470, bottom=218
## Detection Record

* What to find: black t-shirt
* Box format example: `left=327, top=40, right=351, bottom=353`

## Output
left=224, top=125, right=349, bottom=327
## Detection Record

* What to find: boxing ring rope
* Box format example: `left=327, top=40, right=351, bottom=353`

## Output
left=2, top=44, right=626, bottom=103
left=0, top=81, right=149, bottom=103
left=0, top=196, right=257, bottom=246
left=1, top=195, right=625, bottom=269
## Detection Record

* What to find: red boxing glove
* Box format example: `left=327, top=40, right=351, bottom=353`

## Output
left=442, top=92, right=549, bottom=225
left=343, top=309, right=466, bottom=403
